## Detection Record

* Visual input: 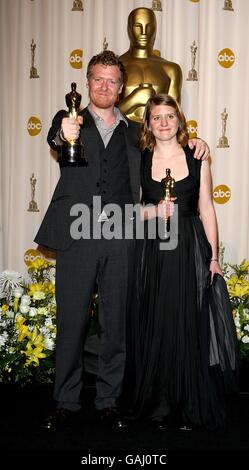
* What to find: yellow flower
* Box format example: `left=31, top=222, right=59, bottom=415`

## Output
left=240, top=261, right=249, bottom=272
left=29, top=258, right=49, bottom=271
left=29, top=326, right=45, bottom=346
left=37, top=307, right=48, bottom=316
left=1, top=304, right=8, bottom=313
left=22, top=343, right=46, bottom=366
left=43, top=281, right=55, bottom=295
left=16, top=316, right=30, bottom=341
left=227, top=276, right=249, bottom=298
left=28, top=283, right=44, bottom=295
left=28, top=281, right=54, bottom=297
left=21, top=326, right=46, bottom=366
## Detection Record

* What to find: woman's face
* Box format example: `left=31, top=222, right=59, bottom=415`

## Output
left=149, top=104, right=179, bottom=143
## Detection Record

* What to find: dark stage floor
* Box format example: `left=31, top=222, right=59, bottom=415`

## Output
left=0, top=375, right=248, bottom=468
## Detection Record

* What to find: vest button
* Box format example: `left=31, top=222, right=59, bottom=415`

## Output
left=96, top=182, right=100, bottom=187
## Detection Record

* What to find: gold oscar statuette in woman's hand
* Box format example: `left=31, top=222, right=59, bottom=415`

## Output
left=59, top=82, right=87, bottom=166
left=161, top=168, right=175, bottom=239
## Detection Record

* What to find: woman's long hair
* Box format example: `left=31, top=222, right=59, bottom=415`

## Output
left=139, top=94, right=189, bottom=151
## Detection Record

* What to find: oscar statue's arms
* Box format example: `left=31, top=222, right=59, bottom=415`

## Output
left=119, top=84, right=156, bottom=116
left=166, top=63, right=183, bottom=103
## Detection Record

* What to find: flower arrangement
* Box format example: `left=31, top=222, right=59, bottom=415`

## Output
left=0, top=259, right=56, bottom=385
left=225, top=260, right=249, bottom=362
left=0, top=257, right=248, bottom=385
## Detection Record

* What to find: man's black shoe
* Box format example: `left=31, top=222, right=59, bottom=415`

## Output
left=178, top=423, right=193, bottom=431
left=149, top=417, right=170, bottom=431
left=98, top=407, right=128, bottom=430
left=41, top=408, right=79, bottom=432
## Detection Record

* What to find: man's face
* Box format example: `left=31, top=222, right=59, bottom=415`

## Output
left=87, top=64, right=123, bottom=109
left=128, top=9, right=156, bottom=49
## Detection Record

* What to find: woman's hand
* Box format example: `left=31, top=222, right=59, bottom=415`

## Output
left=209, top=260, right=223, bottom=283
left=157, top=198, right=176, bottom=221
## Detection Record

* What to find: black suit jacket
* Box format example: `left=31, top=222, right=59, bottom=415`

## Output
left=34, top=108, right=141, bottom=251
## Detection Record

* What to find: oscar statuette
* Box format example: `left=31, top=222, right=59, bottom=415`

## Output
left=187, top=41, right=198, bottom=81
left=217, top=107, right=229, bottom=148
left=59, top=82, right=87, bottom=166
left=161, top=168, right=175, bottom=239
left=30, top=39, right=39, bottom=79
left=27, top=173, right=39, bottom=212
left=223, top=0, right=234, bottom=11
left=71, top=0, right=83, bottom=11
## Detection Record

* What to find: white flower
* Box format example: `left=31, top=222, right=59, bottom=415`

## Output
left=244, top=325, right=249, bottom=332
left=20, top=295, right=31, bottom=306
left=12, top=287, right=24, bottom=298
left=0, top=331, right=8, bottom=347
left=29, top=307, right=38, bottom=317
left=19, top=304, right=30, bottom=314
left=0, top=270, right=25, bottom=301
left=241, top=335, right=249, bottom=343
left=44, top=337, right=55, bottom=350
left=234, top=315, right=240, bottom=328
left=6, top=311, right=14, bottom=319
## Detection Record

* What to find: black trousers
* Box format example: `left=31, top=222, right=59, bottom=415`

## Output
left=54, top=237, right=134, bottom=411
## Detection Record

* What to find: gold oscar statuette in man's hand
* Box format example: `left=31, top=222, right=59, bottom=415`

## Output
left=161, top=168, right=175, bottom=239
left=59, top=82, right=87, bottom=166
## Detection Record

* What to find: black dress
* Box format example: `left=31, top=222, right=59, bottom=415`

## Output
left=124, top=146, right=239, bottom=430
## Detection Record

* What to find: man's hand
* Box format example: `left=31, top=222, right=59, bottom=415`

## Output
left=61, top=115, right=83, bottom=142
left=188, top=137, right=210, bottom=160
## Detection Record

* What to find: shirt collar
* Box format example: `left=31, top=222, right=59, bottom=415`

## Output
left=87, top=105, right=128, bottom=127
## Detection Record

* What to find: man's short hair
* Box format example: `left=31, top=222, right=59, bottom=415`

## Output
left=86, top=50, right=126, bottom=84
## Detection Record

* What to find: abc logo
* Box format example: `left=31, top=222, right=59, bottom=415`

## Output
left=187, top=120, right=198, bottom=138
left=27, top=116, right=42, bottom=136
left=24, top=249, right=43, bottom=267
left=213, top=185, right=231, bottom=204
left=69, top=49, right=83, bottom=69
left=218, top=48, right=235, bottom=68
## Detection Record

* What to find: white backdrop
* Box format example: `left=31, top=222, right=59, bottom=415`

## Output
left=0, top=0, right=248, bottom=275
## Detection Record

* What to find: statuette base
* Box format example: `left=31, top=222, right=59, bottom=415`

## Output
left=217, top=136, right=229, bottom=148
left=187, top=69, right=198, bottom=81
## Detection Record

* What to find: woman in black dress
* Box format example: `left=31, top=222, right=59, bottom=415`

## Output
left=124, top=94, right=239, bottom=430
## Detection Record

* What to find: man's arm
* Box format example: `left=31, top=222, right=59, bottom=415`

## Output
left=47, top=110, right=68, bottom=151
left=47, top=110, right=83, bottom=151
left=188, top=137, right=210, bottom=160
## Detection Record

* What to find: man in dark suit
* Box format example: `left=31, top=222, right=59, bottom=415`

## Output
left=35, top=50, right=141, bottom=432
left=35, top=50, right=209, bottom=432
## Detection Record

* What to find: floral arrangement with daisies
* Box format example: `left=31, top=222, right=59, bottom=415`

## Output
left=225, top=260, right=249, bottom=362
left=0, top=259, right=56, bottom=385
left=0, top=256, right=248, bottom=385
